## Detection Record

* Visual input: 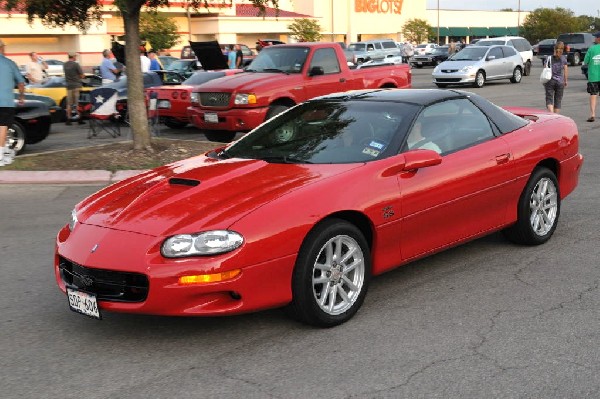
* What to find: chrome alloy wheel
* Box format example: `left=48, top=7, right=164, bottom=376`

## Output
left=312, top=235, right=365, bottom=316
left=529, top=177, right=558, bottom=236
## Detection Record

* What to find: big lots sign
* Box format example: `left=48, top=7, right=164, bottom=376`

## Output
left=355, top=0, right=403, bottom=14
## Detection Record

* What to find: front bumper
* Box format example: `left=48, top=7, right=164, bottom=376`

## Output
left=187, top=106, right=269, bottom=132
left=432, top=71, right=476, bottom=85
left=55, top=223, right=294, bottom=316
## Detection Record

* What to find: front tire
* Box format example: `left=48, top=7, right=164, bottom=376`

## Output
left=503, top=167, right=560, bottom=245
left=164, top=118, right=188, bottom=129
left=289, top=219, right=371, bottom=327
left=473, top=70, right=485, bottom=88
left=265, top=104, right=290, bottom=121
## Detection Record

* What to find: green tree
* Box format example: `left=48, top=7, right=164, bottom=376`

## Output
left=401, top=18, right=431, bottom=43
left=287, top=18, right=322, bottom=42
left=1, top=0, right=279, bottom=151
left=140, top=12, right=180, bottom=52
left=521, top=7, right=585, bottom=44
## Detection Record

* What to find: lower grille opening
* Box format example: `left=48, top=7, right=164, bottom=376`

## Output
left=59, top=257, right=149, bottom=302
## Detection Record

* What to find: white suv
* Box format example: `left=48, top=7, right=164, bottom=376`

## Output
left=475, top=36, right=533, bottom=76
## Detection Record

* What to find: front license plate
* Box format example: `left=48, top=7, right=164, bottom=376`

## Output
left=204, top=112, right=218, bottom=123
left=67, top=287, right=101, bottom=319
left=417, top=62, right=422, bottom=65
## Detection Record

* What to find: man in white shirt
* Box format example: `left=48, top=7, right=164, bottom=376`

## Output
left=25, top=52, right=47, bottom=83
left=140, top=50, right=150, bottom=72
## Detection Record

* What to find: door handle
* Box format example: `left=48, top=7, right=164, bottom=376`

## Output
left=495, top=153, right=511, bottom=164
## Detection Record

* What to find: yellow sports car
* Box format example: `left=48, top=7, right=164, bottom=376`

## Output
left=25, top=75, right=102, bottom=111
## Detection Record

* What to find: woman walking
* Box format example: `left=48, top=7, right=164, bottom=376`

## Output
left=543, top=42, right=568, bottom=113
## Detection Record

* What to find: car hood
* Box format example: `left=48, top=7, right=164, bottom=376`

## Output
left=77, top=155, right=360, bottom=237
left=192, top=72, right=292, bottom=93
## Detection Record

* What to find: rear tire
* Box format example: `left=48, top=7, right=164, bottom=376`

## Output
left=288, top=219, right=371, bottom=327
left=510, top=67, right=522, bottom=83
left=523, top=60, right=531, bottom=76
left=8, top=121, right=26, bottom=155
left=503, top=167, right=560, bottom=245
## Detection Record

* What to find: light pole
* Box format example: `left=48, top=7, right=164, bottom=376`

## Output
left=517, top=0, right=521, bottom=30
left=437, top=0, right=440, bottom=45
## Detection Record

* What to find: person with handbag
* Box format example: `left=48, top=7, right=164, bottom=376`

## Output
left=543, top=41, right=568, bottom=114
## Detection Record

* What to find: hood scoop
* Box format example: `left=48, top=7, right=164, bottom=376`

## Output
left=169, top=177, right=201, bottom=187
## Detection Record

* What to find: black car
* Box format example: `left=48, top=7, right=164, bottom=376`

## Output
left=410, top=46, right=450, bottom=68
left=9, top=99, right=52, bottom=154
left=15, top=92, right=65, bottom=123
left=556, top=32, right=595, bottom=66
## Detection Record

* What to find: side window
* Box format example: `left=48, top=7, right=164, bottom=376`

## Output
left=488, top=47, right=503, bottom=59
left=309, top=48, right=341, bottom=74
left=367, top=44, right=375, bottom=52
left=382, top=41, right=396, bottom=49
left=405, top=99, right=495, bottom=155
left=503, top=46, right=517, bottom=57
left=374, top=42, right=383, bottom=50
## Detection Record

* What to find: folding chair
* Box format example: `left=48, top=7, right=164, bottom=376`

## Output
left=87, top=87, right=122, bottom=139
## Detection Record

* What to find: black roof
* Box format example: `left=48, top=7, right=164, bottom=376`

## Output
left=315, top=89, right=466, bottom=106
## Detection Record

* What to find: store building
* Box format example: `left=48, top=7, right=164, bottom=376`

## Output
left=0, top=0, right=528, bottom=68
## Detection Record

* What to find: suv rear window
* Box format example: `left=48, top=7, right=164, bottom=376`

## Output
left=558, top=34, right=584, bottom=44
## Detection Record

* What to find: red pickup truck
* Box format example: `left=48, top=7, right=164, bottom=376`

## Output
left=187, top=42, right=412, bottom=141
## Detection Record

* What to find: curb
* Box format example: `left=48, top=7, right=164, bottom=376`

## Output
left=0, top=169, right=146, bottom=184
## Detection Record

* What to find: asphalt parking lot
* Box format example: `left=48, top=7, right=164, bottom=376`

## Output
left=1, top=62, right=599, bottom=398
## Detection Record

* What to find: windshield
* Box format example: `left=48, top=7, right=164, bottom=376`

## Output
left=183, top=71, right=226, bottom=85
left=221, top=99, right=419, bottom=164
left=167, top=60, right=194, bottom=71
left=246, top=46, right=309, bottom=73
left=432, top=47, right=448, bottom=54
left=449, top=47, right=487, bottom=61
left=477, top=40, right=504, bottom=46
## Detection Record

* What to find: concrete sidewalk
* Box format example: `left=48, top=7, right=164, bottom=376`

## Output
left=0, top=169, right=146, bottom=184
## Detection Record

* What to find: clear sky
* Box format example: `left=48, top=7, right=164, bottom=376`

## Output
left=425, top=1, right=600, bottom=18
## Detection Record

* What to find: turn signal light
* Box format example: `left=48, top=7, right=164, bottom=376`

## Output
left=178, top=269, right=241, bottom=285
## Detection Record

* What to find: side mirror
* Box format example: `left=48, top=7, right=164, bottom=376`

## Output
left=402, top=149, right=442, bottom=171
left=486, top=55, right=496, bottom=61
left=308, top=66, right=324, bottom=76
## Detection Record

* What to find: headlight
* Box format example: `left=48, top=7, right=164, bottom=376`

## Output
left=234, top=93, right=257, bottom=105
left=68, top=209, right=78, bottom=231
left=460, top=65, right=474, bottom=73
left=161, top=230, right=244, bottom=257
left=190, top=92, right=200, bottom=105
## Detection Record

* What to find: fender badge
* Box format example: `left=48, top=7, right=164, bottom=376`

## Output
left=91, top=244, right=99, bottom=253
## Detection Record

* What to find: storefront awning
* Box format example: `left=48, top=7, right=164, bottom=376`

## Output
left=449, top=27, right=470, bottom=37
left=488, top=27, right=510, bottom=37
left=469, top=27, right=490, bottom=36
left=432, top=27, right=451, bottom=37
left=507, top=27, right=521, bottom=36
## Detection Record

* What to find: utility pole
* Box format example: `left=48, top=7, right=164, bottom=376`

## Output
left=437, top=0, right=440, bottom=45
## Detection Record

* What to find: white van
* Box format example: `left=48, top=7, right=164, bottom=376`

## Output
left=475, top=36, right=533, bottom=76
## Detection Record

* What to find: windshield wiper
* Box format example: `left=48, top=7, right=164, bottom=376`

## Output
left=262, top=68, right=290, bottom=75
left=260, top=156, right=311, bottom=164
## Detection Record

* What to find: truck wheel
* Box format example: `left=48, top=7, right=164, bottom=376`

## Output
left=266, top=104, right=290, bottom=121
left=204, top=130, right=236, bottom=143
left=8, top=121, right=26, bottom=155
left=523, top=60, right=531, bottom=76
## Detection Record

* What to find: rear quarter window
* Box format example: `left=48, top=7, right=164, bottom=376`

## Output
left=382, top=41, right=397, bottom=49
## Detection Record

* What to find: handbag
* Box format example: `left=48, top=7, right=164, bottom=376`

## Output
left=540, top=56, right=552, bottom=84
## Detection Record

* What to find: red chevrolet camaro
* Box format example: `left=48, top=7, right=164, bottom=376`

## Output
left=55, top=89, right=583, bottom=327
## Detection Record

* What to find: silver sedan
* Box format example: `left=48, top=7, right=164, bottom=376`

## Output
left=432, top=45, right=523, bottom=88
